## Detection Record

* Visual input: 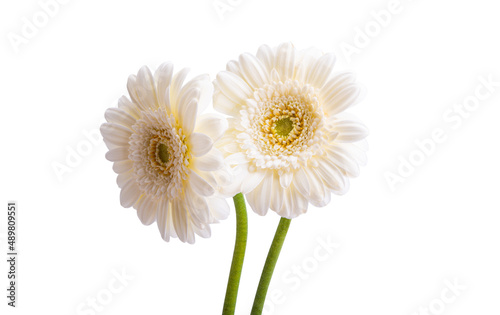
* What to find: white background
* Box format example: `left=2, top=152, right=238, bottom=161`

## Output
left=1, top=0, right=499, bottom=314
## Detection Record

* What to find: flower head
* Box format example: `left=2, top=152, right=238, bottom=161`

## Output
left=101, top=63, right=231, bottom=243
left=214, top=43, right=368, bottom=218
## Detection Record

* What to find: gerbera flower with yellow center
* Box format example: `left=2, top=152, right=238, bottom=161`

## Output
left=101, top=63, right=231, bottom=243
left=214, top=43, right=368, bottom=218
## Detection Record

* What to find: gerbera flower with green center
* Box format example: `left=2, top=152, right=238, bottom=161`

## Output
left=213, top=43, right=368, bottom=218
left=101, top=63, right=231, bottom=243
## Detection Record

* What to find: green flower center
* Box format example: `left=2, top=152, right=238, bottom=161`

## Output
left=274, top=117, right=294, bottom=137
left=158, top=143, right=170, bottom=164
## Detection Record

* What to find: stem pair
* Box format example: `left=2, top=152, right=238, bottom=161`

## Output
left=222, top=193, right=291, bottom=315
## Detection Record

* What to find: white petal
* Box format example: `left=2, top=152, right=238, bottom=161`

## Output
left=225, top=152, right=249, bottom=165
left=246, top=171, right=272, bottom=216
left=316, top=158, right=348, bottom=193
left=310, top=187, right=331, bottom=208
left=104, top=108, right=136, bottom=129
left=154, top=62, right=174, bottom=111
left=226, top=59, right=242, bottom=76
left=197, top=168, right=219, bottom=191
left=256, top=44, right=275, bottom=73
left=333, top=119, right=369, bottom=142
left=135, top=195, right=157, bottom=226
left=186, top=221, right=196, bottom=244
left=188, top=132, right=213, bottom=157
left=343, top=141, right=368, bottom=166
left=156, top=199, right=169, bottom=241
left=190, top=171, right=215, bottom=196
left=116, top=170, right=133, bottom=188
left=169, top=68, right=190, bottom=116
left=213, top=167, right=233, bottom=190
left=182, top=99, right=198, bottom=134
left=171, top=200, right=188, bottom=242
left=304, top=168, right=328, bottom=206
left=310, top=190, right=332, bottom=208
left=195, top=114, right=228, bottom=142
left=270, top=171, right=284, bottom=213
left=100, top=123, right=131, bottom=148
left=275, top=42, right=295, bottom=80
left=292, top=168, right=310, bottom=197
left=112, top=160, right=133, bottom=174
left=166, top=199, right=178, bottom=238
left=279, top=187, right=294, bottom=218
left=185, top=186, right=210, bottom=224
left=246, top=189, right=259, bottom=216
left=306, top=53, right=336, bottom=88
left=136, top=66, right=158, bottom=108
left=178, top=93, right=199, bottom=134
left=208, top=197, right=230, bottom=220
left=192, top=148, right=224, bottom=171
left=126, top=75, right=141, bottom=109
left=213, top=89, right=240, bottom=116
left=293, top=192, right=309, bottom=217
left=127, top=67, right=157, bottom=111
left=157, top=199, right=175, bottom=241
left=270, top=68, right=281, bottom=82
left=120, top=180, right=141, bottom=208
left=322, top=72, right=356, bottom=96
left=220, top=164, right=248, bottom=197
left=223, top=142, right=240, bottom=154
left=281, top=188, right=308, bottom=219
left=220, top=183, right=242, bottom=199
left=181, top=74, right=212, bottom=113
left=179, top=74, right=207, bottom=97
left=295, top=46, right=323, bottom=83
left=241, top=169, right=266, bottom=194
left=279, top=171, right=293, bottom=189
left=105, top=147, right=129, bottom=162
left=323, top=84, right=361, bottom=116
left=178, top=86, right=200, bottom=118
left=216, top=71, right=253, bottom=104
left=321, top=72, right=359, bottom=112
left=193, top=224, right=211, bottom=239
left=238, top=53, right=269, bottom=89
left=118, top=96, right=140, bottom=119
left=217, top=128, right=238, bottom=146
left=326, top=145, right=360, bottom=177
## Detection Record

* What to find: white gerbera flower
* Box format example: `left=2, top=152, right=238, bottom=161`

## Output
left=101, top=63, right=232, bottom=243
left=213, top=43, right=368, bottom=219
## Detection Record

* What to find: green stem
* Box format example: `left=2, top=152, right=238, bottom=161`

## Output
left=222, top=193, right=248, bottom=315
left=251, top=217, right=292, bottom=315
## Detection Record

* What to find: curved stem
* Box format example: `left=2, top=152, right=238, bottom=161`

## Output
left=222, top=193, right=248, bottom=315
left=251, top=217, right=292, bottom=315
